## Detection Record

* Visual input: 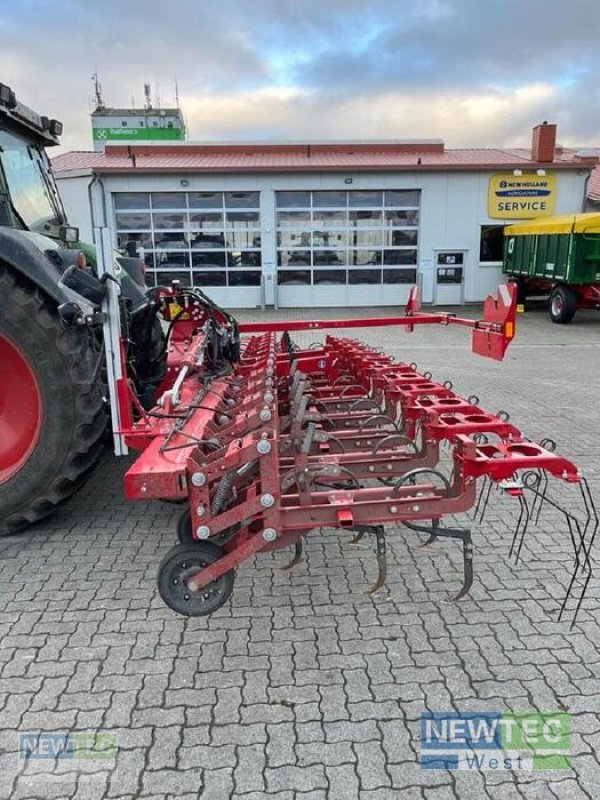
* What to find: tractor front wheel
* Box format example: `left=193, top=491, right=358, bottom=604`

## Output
left=0, top=264, right=106, bottom=534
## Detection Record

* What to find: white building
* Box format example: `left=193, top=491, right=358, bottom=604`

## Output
left=53, top=123, right=597, bottom=308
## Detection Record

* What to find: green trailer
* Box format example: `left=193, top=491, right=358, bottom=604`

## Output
left=503, top=213, right=600, bottom=323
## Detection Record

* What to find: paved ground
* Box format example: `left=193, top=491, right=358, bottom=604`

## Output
left=1, top=303, right=599, bottom=800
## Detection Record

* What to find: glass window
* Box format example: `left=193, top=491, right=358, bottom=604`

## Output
left=312, top=230, right=347, bottom=248
left=224, top=191, right=259, bottom=208
left=313, top=249, right=345, bottom=266
left=276, top=191, right=311, bottom=208
left=191, top=251, right=227, bottom=268
left=313, top=269, right=346, bottom=284
left=189, top=212, right=223, bottom=230
left=351, top=249, right=382, bottom=266
left=156, top=270, right=192, bottom=286
left=278, top=250, right=311, bottom=267
left=313, top=190, right=346, bottom=207
left=277, top=210, right=311, bottom=227
left=348, top=269, right=381, bottom=284
left=151, top=192, right=186, bottom=209
left=190, top=232, right=225, bottom=249
left=115, top=212, right=151, bottom=230
left=349, top=230, right=383, bottom=248
left=230, top=250, right=261, bottom=268
left=114, top=192, right=150, bottom=210
left=117, top=231, right=153, bottom=250
left=228, top=270, right=261, bottom=286
left=385, top=190, right=420, bottom=207
left=480, top=225, right=504, bottom=262
left=192, top=271, right=226, bottom=287
left=152, top=212, right=185, bottom=229
left=227, top=230, right=261, bottom=249
left=384, top=249, right=417, bottom=265
left=349, top=210, right=382, bottom=225
left=385, top=209, right=419, bottom=226
left=349, top=190, right=382, bottom=207
left=278, top=270, right=311, bottom=285
left=155, top=250, right=190, bottom=266
left=385, top=229, right=419, bottom=246
left=188, top=192, right=222, bottom=209
left=383, top=268, right=417, bottom=284
left=277, top=231, right=312, bottom=248
left=154, top=233, right=189, bottom=250
left=312, top=210, right=347, bottom=226
left=226, top=211, right=260, bottom=226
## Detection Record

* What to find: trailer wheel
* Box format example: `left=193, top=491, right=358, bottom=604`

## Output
left=0, top=264, right=106, bottom=534
left=158, top=541, right=234, bottom=616
left=549, top=286, right=577, bottom=324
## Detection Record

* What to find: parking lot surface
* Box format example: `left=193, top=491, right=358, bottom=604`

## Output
left=1, top=304, right=599, bottom=800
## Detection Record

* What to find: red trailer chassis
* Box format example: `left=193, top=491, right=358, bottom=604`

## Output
left=114, top=284, right=597, bottom=622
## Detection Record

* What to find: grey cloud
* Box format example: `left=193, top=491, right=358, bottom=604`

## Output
left=1, top=0, right=598, bottom=150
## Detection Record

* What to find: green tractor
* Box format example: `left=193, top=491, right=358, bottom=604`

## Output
left=0, top=82, right=163, bottom=534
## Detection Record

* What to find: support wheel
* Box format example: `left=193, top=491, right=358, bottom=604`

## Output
left=549, top=286, right=577, bottom=324
left=158, top=542, right=234, bottom=616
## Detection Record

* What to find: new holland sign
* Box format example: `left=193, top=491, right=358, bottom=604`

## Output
left=488, top=174, right=556, bottom=219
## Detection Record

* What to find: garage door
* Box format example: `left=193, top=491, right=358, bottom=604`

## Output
left=276, top=189, right=420, bottom=307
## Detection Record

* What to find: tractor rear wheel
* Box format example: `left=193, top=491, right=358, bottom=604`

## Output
left=0, top=264, right=106, bottom=534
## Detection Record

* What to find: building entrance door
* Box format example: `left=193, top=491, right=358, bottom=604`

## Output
left=433, top=251, right=466, bottom=306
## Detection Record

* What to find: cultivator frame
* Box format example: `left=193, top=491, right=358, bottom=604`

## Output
left=107, top=281, right=597, bottom=623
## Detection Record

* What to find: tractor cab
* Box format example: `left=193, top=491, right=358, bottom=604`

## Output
left=0, top=82, right=78, bottom=244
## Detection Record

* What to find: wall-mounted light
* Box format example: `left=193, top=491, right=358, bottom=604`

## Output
left=536, top=169, right=546, bottom=176
left=513, top=169, right=522, bottom=176
left=180, top=178, right=190, bottom=187
left=344, top=177, right=353, bottom=184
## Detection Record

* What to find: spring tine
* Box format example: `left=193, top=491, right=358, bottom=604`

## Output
left=281, top=540, right=304, bottom=571
left=478, top=478, right=494, bottom=523
left=365, top=526, right=387, bottom=595
left=472, top=476, right=488, bottom=520
left=444, top=529, right=474, bottom=602
left=513, top=494, right=532, bottom=564
left=533, top=471, right=549, bottom=524
left=349, top=530, right=366, bottom=546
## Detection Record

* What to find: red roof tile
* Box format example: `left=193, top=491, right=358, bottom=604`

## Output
left=588, top=165, right=600, bottom=202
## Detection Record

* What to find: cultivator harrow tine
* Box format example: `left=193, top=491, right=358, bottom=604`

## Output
left=281, top=540, right=304, bottom=570
left=509, top=493, right=532, bottom=564
left=360, top=525, right=388, bottom=596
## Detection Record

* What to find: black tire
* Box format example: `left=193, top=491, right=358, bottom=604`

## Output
left=549, top=286, right=577, bottom=324
left=0, top=264, right=107, bottom=534
left=157, top=541, right=234, bottom=616
left=515, top=278, right=528, bottom=306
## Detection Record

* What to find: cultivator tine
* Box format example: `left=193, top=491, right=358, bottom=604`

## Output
left=510, top=493, right=531, bottom=564
left=349, top=530, right=366, bottom=546
left=403, top=518, right=440, bottom=548
left=281, top=540, right=304, bottom=570
left=362, top=525, right=388, bottom=596
left=445, top=528, right=474, bottom=602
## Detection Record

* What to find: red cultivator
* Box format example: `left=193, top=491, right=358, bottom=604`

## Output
left=115, top=284, right=597, bottom=622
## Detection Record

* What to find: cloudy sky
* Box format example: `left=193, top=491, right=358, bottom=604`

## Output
left=2, top=0, right=599, bottom=153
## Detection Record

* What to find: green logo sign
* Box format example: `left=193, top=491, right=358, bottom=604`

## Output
left=93, top=127, right=184, bottom=142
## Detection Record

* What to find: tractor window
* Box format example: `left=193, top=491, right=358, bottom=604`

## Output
left=0, top=131, right=60, bottom=232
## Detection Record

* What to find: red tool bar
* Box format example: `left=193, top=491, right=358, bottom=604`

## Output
left=240, top=313, right=446, bottom=333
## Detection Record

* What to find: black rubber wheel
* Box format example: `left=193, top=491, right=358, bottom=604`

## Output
left=549, top=286, right=577, bottom=324
left=0, top=264, right=106, bottom=535
left=158, top=541, right=235, bottom=616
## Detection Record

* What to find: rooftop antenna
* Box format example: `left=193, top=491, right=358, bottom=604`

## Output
left=155, top=81, right=161, bottom=110
left=92, top=70, right=104, bottom=110
left=175, top=77, right=180, bottom=109
left=144, top=83, right=152, bottom=110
